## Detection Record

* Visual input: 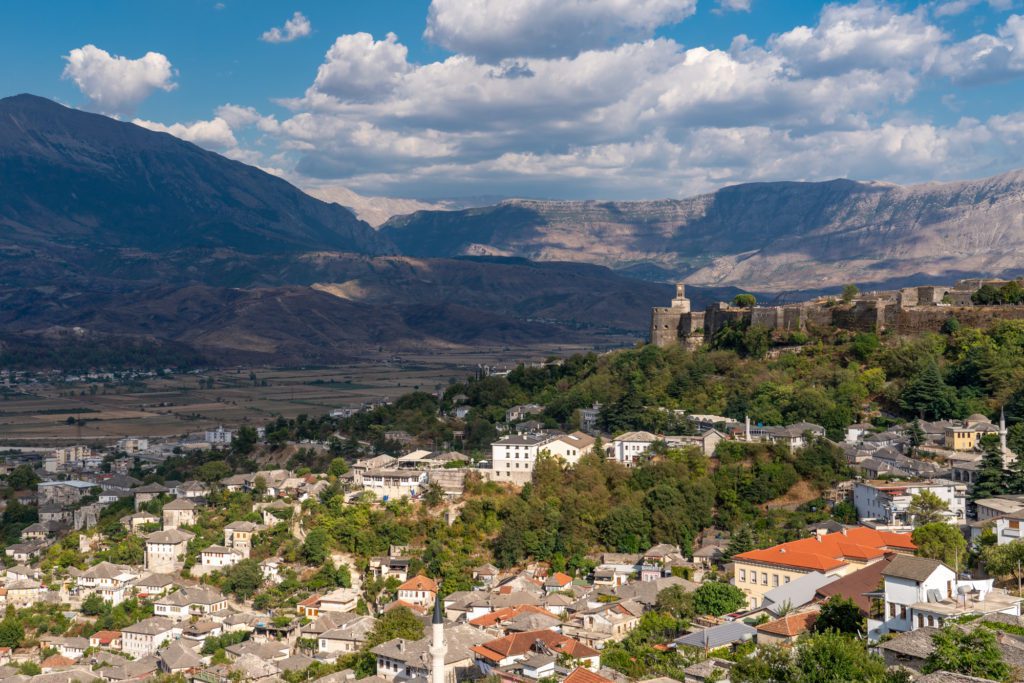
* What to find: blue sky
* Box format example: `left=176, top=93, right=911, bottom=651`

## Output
left=4, top=0, right=1024, bottom=200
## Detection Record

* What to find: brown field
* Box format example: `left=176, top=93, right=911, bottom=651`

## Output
left=0, top=344, right=611, bottom=447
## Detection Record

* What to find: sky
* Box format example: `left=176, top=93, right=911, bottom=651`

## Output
left=5, top=0, right=1024, bottom=200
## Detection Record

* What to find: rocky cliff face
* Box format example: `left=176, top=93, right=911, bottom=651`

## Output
left=381, top=173, right=1024, bottom=292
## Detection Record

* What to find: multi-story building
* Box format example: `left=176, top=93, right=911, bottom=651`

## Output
left=153, top=586, right=229, bottom=621
left=205, top=426, right=234, bottom=445
left=397, top=575, right=438, bottom=608
left=72, top=562, right=137, bottom=606
left=121, top=617, right=178, bottom=657
left=223, top=521, right=257, bottom=559
left=37, top=480, right=94, bottom=506
left=488, top=433, right=561, bottom=485
left=144, top=529, right=194, bottom=572
left=161, top=498, right=198, bottom=530
left=544, top=432, right=596, bottom=466
left=853, top=479, right=966, bottom=530
left=732, top=527, right=916, bottom=609
left=944, top=414, right=1000, bottom=451
left=608, top=432, right=659, bottom=467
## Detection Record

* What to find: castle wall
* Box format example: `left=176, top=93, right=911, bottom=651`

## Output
left=892, top=306, right=1024, bottom=334
left=651, top=307, right=684, bottom=348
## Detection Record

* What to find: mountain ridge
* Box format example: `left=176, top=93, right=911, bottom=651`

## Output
left=380, top=170, right=1024, bottom=291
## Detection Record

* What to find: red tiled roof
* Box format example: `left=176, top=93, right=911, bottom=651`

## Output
left=90, top=630, right=122, bottom=644
left=756, top=610, right=819, bottom=637
left=472, top=629, right=599, bottom=663
left=398, top=575, right=438, bottom=592
left=815, top=555, right=893, bottom=614
left=734, top=528, right=914, bottom=572
left=548, top=572, right=573, bottom=586
left=469, top=605, right=558, bottom=627
left=564, top=668, right=614, bottom=683
left=297, top=594, right=321, bottom=608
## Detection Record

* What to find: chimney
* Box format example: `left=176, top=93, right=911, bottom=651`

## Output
left=815, top=527, right=827, bottom=539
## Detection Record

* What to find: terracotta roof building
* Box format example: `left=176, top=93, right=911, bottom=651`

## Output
left=732, top=528, right=915, bottom=609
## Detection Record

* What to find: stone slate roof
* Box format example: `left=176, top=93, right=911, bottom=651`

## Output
left=882, top=555, right=944, bottom=582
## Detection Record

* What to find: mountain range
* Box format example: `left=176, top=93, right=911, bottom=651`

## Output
left=0, top=94, right=698, bottom=366
left=381, top=174, right=1024, bottom=292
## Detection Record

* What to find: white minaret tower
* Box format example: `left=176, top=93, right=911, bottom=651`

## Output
left=430, top=594, right=446, bottom=683
left=745, top=415, right=751, bottom=443
left=1001, top=406, right=1008, bottom=452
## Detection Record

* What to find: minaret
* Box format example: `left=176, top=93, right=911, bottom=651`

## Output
left=745, top=415, right=751, bottom=443
left=1001, top=406, right=1008, bottom=452
left=430, top=594, right=446, bottom=683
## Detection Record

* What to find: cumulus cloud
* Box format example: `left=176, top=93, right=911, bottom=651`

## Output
left=933, top=0, right=1013, bottom=17
left=933, top=14, right=1024, bottom=83
left=260, top=11, right=312, bottom=43
left=768, top=1, right=946, bottom=77
left=132, top=116, right=237, bottom=150
left=62, top=44, right=177, bottom=114
left=175, top=1, right=1024, bottom=199
left=424, top=0, right=697, bottom=61
left=305, top=32, right=411, bottom=102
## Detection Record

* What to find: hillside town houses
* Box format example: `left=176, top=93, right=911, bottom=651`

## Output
left=2, top=400, right=1024, bottom=683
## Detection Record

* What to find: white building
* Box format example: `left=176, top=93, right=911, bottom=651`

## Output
left=488, top=433, right=561, bottom=485
left=116, top=438, right=150, bottom=454
left=121, top=617, right=178, bottom=657
left=544, top=432, right=596, bottom=466
left=144, top=529, right=194, bottom=573
left=361, top=469, right=428, bottom=501
left=608, top=431, right=659, bottom=467
left=205, top=426, right=234, bottom=445
left=199, top=545, right=243, bottom=571
left=853, top=480, right=966, bottom=530
left=870, top=555, right=1021, bottom=641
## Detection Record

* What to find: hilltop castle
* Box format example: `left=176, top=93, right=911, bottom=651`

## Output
left=652, top=279, right=1024, bottom=348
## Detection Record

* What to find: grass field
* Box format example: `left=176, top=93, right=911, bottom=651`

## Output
left=0, top=344, right=610, bottom=447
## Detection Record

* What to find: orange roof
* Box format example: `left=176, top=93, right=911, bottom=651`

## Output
left=734, top=528, right=915, bottom=572
left=564, top=668, right=614, bottom=683
left=90, top=630, right=121, bottom=643
left=41, top=654, right=75, bottom=669
left=398, top=575, right=438, bottom=592
left=471, top=629, right=599, bottom=663
left=469, top=605, right=557, bottom=627
left=297, top=594, right=321, bottom=608
left=756, top=610, right=819, bottom=637
left=548, top=572, right=573, bottom=586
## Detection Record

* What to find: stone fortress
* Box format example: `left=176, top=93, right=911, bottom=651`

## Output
left=652, top=279, right=1024, bottom=348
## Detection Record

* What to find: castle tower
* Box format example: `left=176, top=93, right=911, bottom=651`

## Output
left=651, top=283, right=693, bottom=347
left=430, top=595, right=446, bottom=683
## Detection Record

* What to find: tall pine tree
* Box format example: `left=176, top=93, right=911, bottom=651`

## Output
left=972, top=434, right=1007, bottom=501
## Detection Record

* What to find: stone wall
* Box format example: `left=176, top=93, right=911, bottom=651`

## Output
left=892, top=305, right=1024, bottom=334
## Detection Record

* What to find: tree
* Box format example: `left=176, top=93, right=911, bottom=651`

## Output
left=691, top=581, right=747, bottom=617
left=654, top=585, right=694, bottom=620
left=423, top=482, right=445, bottom=508
left=196, top=460, right=232, bottom=483
left=7, top=464, right=39, bottom=490
left=732, top=631, right=896, bottom=683
left=899, top=360, right=956, bottom=420
left=725, top=526, right=755, bottom=560
left=232, top=425, right=258, bottom=455
left=222, top=559, right=263, bottom=599
left=599, top=504, right=650, bottom=553
left=972, top=433, right=1007, bottom=501
left=1004, top=446, right=1024, bottom=494
left=813, top=596, right=863, bottom=635
left=0, top=617, right=24, bottom=649
left=911, top=523, right=967, bottom=573
left=81, top=593, right=108, bottom=616
left=907, top=490, right=950, bottom=525
left=302, top=527, right=330, bottom=566
left=733, top=293, right=757, bottom=308
left=923, top=625, right=1011, bottom=682
left=841, top=284, right=859, bottom=303
left=982, top=540, right=1024, bottom=594
left=328, top=457, right=349, bottom=478
left=941, top=316, right=961, bottom=335
left=831, top=501, right=857, bottom=524
left=365, top=606, right=424, bottom=648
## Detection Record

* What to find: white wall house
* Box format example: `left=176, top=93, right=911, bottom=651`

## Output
left=870, top=555, right=1021, bottom=641
left=609, top=432, right=659, bottom=467
left=853, top=480, right=966, bottom=530
left=361, top=469, right=428, bottom=501
left=489, top=434, right=560, bottom=485
left=121, top=617, right=178, bottom=657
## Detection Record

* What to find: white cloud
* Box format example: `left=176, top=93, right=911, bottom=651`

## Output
left=716, top=0, right=752, bottom=11
left=934, top=14, right=1024, bottom=83
left=260, top=11, right=312, bottom=43
left=306, top=32, right=411, bottom=102
left=424, top=0, right=697, bottom=61
left=215, top=104, right=280, bottom=132
left=933, top=0, right=1013, bottom=17
left=768, top=1, right=945, bottom=76
left=62, top=44, right=176, bottom=114
left=132, top=116, right=237, bottom=150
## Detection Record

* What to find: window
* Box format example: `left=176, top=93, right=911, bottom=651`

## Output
left=784, top=576, right=790, bottom=584
left=1012, top=520, right=1020, bottom=530
left=772, top=574, right=779, bottom=587
left=917, top=614, right=924, bottom=627
left=900, top=605, right=907, bottom=619
left=761, top=572, right=768, bottom=586
left=739, top=569, right=746, bottom=582
left=889, top=603, right=897, bottom=618
left=927, top=616, right=935, bottom=627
